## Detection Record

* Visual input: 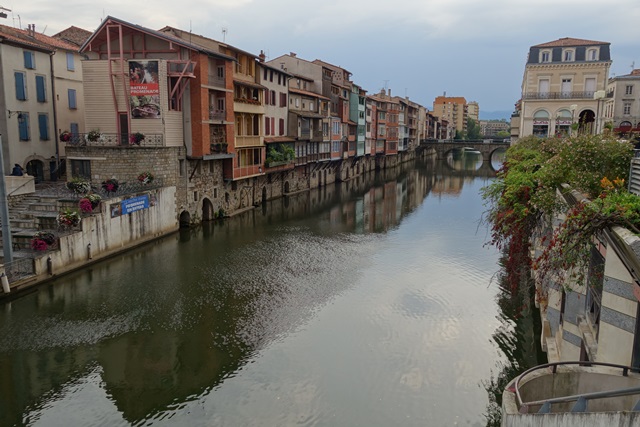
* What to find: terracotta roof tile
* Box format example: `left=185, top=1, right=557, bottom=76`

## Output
left=0, top=23, right=79, bottom=51
left=289, top=87, right=329, bottom=100
left=533, top=37, right=609, bottom=48
left=53, top=26, right=93, bottom=47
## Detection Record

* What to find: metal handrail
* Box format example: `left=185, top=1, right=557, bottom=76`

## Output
left=514, top=361, right=637, bottom=414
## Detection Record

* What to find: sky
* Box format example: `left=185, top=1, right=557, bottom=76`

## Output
left=6, top=0, right=640, bottom=117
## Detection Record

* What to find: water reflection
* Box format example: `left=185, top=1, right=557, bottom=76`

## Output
left=0, top=156, right=523, bottom=426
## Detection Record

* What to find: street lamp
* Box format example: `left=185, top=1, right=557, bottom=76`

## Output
left=0, top=6, right=11, bottom=19
left=570, top=104, right=578, bottom=136
left=593, top=90, right=606, bottom=134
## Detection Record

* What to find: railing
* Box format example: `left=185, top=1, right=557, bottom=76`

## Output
left=524, top=91, right=596, bottom=100
left=65, top=133, right=164, bottom=147
left=207, top=74, right=226, bottom=87
left=514, top=361, right=640, bottom=414
left=235, top=135, right=262, bottom=147
left=209, top=109, right=226, bottom=121
left=3, top=258, right=35, bottom=282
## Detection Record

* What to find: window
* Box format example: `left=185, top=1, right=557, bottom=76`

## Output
left=217, top=98, right=225, bottom=111
left=18, top=112, right=30, bottom=141
left=68, top=89, right=77, bottom=109
left=66, top=52, right=75, bottom=71
left=332, top=121, right=340, bottom=135
left=270, top=70, right=273, bottom=82
left=587, top=49, right=598, bottom=61
left=538, top=79, right=550, bottom=96
left=280, top=92, right=287, bottom=107
left=295, top=98, right=299, bottom=108
left=36, top=75, right=46, bottom=102
left=540, top=51, right=550, bottom=62
left=271, top=90, right=276, bottom=105
left=265, top=116, right=270, bottom=135
left=23, top=51, right=35, bottom=69
left=563, top=50, right=574, bottom=62
left=309, top=102, right=314, bottom=111
left=624, top=103, right=632, bottom=115
left=561, top=78, right=572, bottom=96
left=38, top=113, right=49, bottom=140
left=217, top=66, right=224, bottom=79
left=15, top=72, right=27, bottom=100
left=70, top=122, right=79, bottom=136
left=279, top=118, right=284, bottom=135
left=626, top=85, right=634, bottom=95
left=70, top=160, right=91, bottom=179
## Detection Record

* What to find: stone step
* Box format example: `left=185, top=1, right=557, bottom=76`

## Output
left=27, top=202, right=59, bottom=212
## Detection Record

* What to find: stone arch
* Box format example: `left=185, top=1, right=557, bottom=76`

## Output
left=202, top=198, right=214, bottom=221
left=284, top=181, right=290, bottom=193
left=179, top=210, right=191, bottom=228
left=578, top=109, right=595, bottom=133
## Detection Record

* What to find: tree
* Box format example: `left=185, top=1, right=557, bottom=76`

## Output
left=467, top=118, right=481, bottom=140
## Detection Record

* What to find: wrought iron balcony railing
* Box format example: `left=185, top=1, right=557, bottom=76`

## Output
left=64, top=133, right=164, bottom=147
left=523, top=91, right=596, bottom=100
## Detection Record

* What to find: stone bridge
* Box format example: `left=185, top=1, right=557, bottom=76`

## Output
left=419, top=139, right=510, bottom=163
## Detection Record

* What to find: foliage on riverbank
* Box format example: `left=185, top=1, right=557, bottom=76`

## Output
left=482, top=134, right=635, bottom=291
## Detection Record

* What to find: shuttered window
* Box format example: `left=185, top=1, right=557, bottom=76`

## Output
left=66, top=52, right=75, bottom=71
left=18, top=113, right=30, bottom=141
left=68, top=89, right=77, bottom=109
left=15, top=72, right=27, bottom=100
left=38, top=113, right=49, bottom=140
left=23, top=51, right=35, bottom=69
left=36, top=75, right=46, bottom=102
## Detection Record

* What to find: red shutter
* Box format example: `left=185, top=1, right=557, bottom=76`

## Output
left=271, top=117, right=275, bottom=135
left=266, top=117, right=270, bottom=135
left=279, top=118, right=285, bottom=135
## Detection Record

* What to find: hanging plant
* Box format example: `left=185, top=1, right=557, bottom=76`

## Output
left=66, top=177, right=91, bottom=195
left=57, top=209, right=81, bottom=228
left=101, top=178, right=119, bottom=193
left=87, top=193, right=101, bottom=209
left=87, top=129, right=101, bottom=142
left=130, top=132, right=145, bottom=145
left=30, top=231, right=56, bottom=251
left=137, top=171, right=154, bottom=184
left=60, top=130, right=71, bottom=142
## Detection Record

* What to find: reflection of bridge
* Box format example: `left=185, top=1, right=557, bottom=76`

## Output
left=420, top=139, right=510, bottom=162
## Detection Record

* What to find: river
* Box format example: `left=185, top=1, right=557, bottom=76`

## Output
left=0, top=151, right=543, bottom=426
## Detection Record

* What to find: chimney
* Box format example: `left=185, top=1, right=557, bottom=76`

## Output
left=290, top=52, right=296, bottom=58
left=258, top=50, right=266, bottom=63
left=631, top=69, right=640, bottom=76
left=388, top=88, right=391, bottom=97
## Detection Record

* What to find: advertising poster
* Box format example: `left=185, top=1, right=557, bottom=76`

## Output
left=129, top=60, right=161, bottom=119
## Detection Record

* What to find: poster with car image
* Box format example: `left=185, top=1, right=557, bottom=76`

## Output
left=129, top=60, right=161, bottom=119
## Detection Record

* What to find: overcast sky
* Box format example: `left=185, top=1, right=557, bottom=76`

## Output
left=8, top=0, right=640, bottom=116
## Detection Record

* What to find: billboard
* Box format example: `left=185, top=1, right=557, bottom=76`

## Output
left=129, top=60, right=161, bottom=119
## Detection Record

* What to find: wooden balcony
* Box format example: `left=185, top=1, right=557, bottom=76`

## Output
left=235, top=135, right=263, bottom=147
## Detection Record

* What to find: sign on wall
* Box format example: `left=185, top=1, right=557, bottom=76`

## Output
left=129, top=60, right=161, bottom=119
left=110, top=194, right=157, bottom=218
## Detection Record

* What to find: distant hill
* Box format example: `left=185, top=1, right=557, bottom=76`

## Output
left=479, top=111, right=512, bottom=121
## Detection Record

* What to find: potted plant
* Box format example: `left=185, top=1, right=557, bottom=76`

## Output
left=66, top=177, right=91, bottom=195
left=60, top=130, right=71, bottom=142
left=130, top=132, right=145, bottom=145
left=30, top=231, right=56, bottom=251
left=87, top=129, right=101, bottom=143
left=57, top=209, right=81, bottom=228
left=137, top=171, right=154, bottom=185
left=87, top=193, right=101, bottom=209
left=101, top=178, right=119, bottom=193
left=79, top=194, right=101, bottom=213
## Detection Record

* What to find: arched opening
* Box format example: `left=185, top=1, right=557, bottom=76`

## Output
left=578, top=109, right=595, bottom=134
left=202, top=198, right=214, bottom=221
left=179, top=210, right=191, bottom=228
left=532, top=110, right=549, bottom=137
left=26, top=159, right=44, bottom=183
left=554, top=109, right=572, bottom=137
left=261, top=186, right=267, bottom=204
left=284, top=181, right=290, bottom=194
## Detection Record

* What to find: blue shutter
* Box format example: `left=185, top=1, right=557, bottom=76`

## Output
left=68, top=89, right=77, bottom=109
left=66, top=52, right=75, bottom=71
left=18, top=113, right=29, bottom=141
left=36, top=75, right=46, bottom=102
left=15, top=72, right=26, bottom=100
left=38, top=114, right=49, bottom=140
left=70, top=123, right=79, bottom=135
left=23, top=51, right=34, bottom=69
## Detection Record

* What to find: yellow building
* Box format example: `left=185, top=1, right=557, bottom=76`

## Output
left=515, top=37, right=611, bottom=139
left=432, top=96, right=467, bottom=138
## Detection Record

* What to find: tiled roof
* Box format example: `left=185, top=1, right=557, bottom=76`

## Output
left=533, top=37, right=609, bottom=48
left=289, top=87, right=329, bottom=100
left=53, top=26, right=93, bottom=47
left=0, top=23, right=78, bottom=51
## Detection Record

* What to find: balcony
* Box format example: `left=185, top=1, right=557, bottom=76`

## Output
left=207, top=74, right=226, bottom=88
left=209, top=109, right=226, bottom=121
left=524, top=91, right=596, bottom=100
left=64, top=132, right=163, bottom=147
left=235, top=135, right=263, bottom=147
left=312, top=130, right=323, bottom=142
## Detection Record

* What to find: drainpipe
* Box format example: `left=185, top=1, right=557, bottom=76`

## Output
left=49, top=51, right=60, bottom=179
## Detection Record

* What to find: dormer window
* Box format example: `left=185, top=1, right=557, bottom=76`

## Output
left=540, top=50, right=551, bottom=63
left=563, top=49, right=574, bottom=62
left=587, top=48, right=598, bottom=61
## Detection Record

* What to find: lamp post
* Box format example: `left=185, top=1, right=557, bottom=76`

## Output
left=570, top=104, right=578, bottom=136
left=593, top=90, right=606, bottom=134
